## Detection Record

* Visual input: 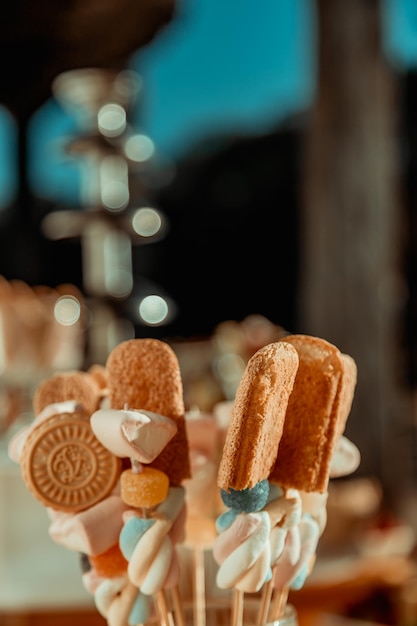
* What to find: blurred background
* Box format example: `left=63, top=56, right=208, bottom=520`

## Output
left=2, top=0, right=417, bottom=623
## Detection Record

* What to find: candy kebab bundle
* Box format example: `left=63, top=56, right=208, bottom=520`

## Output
left=213, top=341, right=300, bottom=626
left=263, top=335, right=359, bottom=622
left=8, top=331, right=360, bottom=626
left=90, top=338, right=191, bottom=626
left=8, top=338, right=191, bottom=626
left=213, top=335, right=359, bottom=626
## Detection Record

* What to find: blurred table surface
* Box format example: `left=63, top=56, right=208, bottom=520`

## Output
left=293, top=552, right=416, bottom=625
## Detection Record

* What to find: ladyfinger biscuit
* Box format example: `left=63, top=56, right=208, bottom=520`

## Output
left=269, top=335, right=346, bottom=493
left=217, top=341, right=299, bottom=492
left=106, top=338, right=190, bottom=485
left=336, top=353, right=357, bottom=437
left=33, top=371, right=102, bottom=417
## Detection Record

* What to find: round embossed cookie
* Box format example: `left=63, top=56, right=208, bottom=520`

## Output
left=20, top=413, right=122, bottom=512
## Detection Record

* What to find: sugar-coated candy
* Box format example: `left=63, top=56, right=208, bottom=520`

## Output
left=89, top=543, right=129, bottom=578
left=121, top=467, right=169, bottom=508
left=220, top=478, right=270, bottom=513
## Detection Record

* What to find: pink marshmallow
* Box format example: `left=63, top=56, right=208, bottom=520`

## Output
left=213, top=513, right=263, bottom=564
left=48, top=495, right=129, bottom=556
left=90, top=408, right=177, bottom=462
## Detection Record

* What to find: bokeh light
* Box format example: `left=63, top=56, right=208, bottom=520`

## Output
left=132, top=207, right=163, bottom=237
left=98, top=103, right=127, bottom=137
left=138, top=294, right=170, bottom=325
left=53, top=295, right=81, bottom=326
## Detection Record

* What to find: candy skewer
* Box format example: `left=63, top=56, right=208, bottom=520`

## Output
left=264, top=336, right=359, bottom=622
left=214, top=342, right=300, bottom=626
left=92, top=338, right=192, bottom=626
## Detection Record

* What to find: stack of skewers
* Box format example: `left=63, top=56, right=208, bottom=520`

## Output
left=8, top=333, right=360, bottom=626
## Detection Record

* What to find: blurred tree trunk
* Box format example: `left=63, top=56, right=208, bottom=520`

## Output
left=299, top=0, right=415, bottom=508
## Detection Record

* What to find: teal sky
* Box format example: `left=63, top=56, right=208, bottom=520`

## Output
left=130, top=0, right=315, bottom=157
left=0, top=0, right=417, bottom=208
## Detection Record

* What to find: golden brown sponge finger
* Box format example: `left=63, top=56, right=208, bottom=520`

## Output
left=269, top=334, right=344, bottom=494
left=336, top=353, right=357, bottom=437
left=217, top=341, right=299, bottom=492
left=33, top=371, right=102, bottom=417
left=105, top=338, right=190, bottom=485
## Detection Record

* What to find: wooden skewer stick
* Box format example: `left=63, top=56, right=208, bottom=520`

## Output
left=193, top=545, right=206, bottom=626
left=231, top=589, right=245, bottom=626
left=170, top=584, right=187, bottom=626
left=269, top=587, right=289, bottom=622
left=155, top=589, right=174, bottom=626
left=256, top=578, right=274, bottom=626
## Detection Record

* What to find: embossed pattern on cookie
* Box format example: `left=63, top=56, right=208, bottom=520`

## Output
left=20, top=413, right=121, bottom=512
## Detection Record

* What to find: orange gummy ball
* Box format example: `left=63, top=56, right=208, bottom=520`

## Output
left=121, top=467, right=169, bottom=508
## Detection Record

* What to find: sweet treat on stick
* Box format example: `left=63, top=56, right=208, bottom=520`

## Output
left=105, top=338, right=190, bottom=485
left=105, top=581, right=148, bottom=626
left=33, top=370, right=102, bottom=417
left=214, top=335, right=359, bottom=626
left=13, top=371, right=122, bottom=513
left=90, top=338, right=190, bottom=626
left=47, top=494, right=130, bottom=555
left=91, top=408, right=178, bottom=463
left=336, top=353, right=358, bottom=436
left=93, top=577, right=133, bottom=618
left=89, top=543, right=129, bottom=578
left=265, top=336, right=358, bottom=621
left=9, top=369, right=102, bottom=465
left=19, top=372, right=122, bottom=513
left=217, top=341, right=299, bottom=500
left=120, top=467, right=170, bottom=508
left=213, top=342, right=299, bottom=598
left=269, top=335, right=348, bottom=493
left=120, top=487, right=186, bottom=592
left=272, top=348, right=359, bottom=583
left=214, top=509, right=272, bottom=592
left=20, top=411, right=121, bottom=513
left=214, top=485, right=302, bottom=595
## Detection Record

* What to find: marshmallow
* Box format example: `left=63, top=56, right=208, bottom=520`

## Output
left=91, top=408, right=177, bottom=462
left=47, top=495, right=129, bottom=556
